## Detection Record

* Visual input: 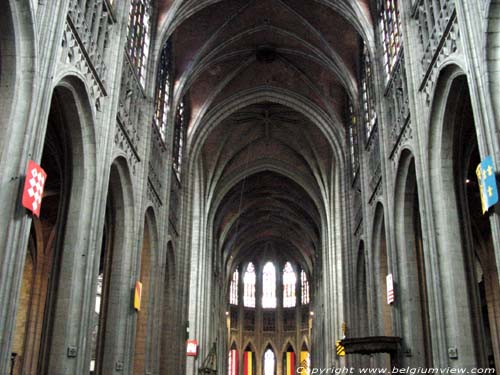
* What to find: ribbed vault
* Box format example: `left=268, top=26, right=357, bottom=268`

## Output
left=154, top=0, right=376, bottom=129
left=159, top=0, right=372, bottom=317
left=216, top=172, right=320, bottom=274
left=200, top=102, right=330, bottom=276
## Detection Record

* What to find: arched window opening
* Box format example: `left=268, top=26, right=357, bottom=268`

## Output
left=283, top=262, right=296, bottom=308
left=361, top=43, right=377, bottom=142
left=346, top=100, right=359, bottom=180
left=301, top=270, right=310, bottom=305
left=379, top=0, right=401, bottom=77
left=262, top=262, right=276, bottom=308
left=172, top=98, right=189, bottom=180
left=243, top=263, right=256, bottom=308
left=264, top=348, right=276, bottom=375
left=230, top=269, right=239, bottom=305
left=153, top=40, right=172, bottom=142
left=126, top=0, right=152, bottom=86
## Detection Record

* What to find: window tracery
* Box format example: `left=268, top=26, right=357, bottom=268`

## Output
left=172, top=98, right=189, bottom=180
left=126, top=0, right=152, bottom=86
left=153, top=40, right=172, bottom=142
left=379, top=0, right=402, bottom=77
left=346, top=101, right=359, bottom=180
left=283, top=262, right=296, bottom=308
left=361, top=43, right=377, bottom=142
left=301, top=270, right=310, bottom=305
left=243, top=263, right=256, bottom=308
left=262, top=262, right=277, bottom=309
left=230, top=269, right=239, bottom=305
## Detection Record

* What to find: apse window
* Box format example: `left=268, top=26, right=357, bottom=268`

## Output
left=283, top=262, right=296, bottom=308
left=243, top=262, right=256, bottom=308
left=230, top=269, right=239, bottom=305
left=262, top=262, right=277, bottom=308
left=301, top=270, right=310, bottom=305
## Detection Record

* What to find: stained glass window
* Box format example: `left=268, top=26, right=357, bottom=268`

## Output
left=172, top=99, right=188, bottom=180
left=347, top=101, right=359, bottom=179
left=153, top=40, right=172, bottom=142
left=126, top=0, right=152, bottom=86
left=283, top=262, right=296, bottom=308
left=262, top=262, right=276, bottom=308
left=361, top=43, right=377, bottom=142
left=243, top=263, right=256, bottom=308
left=230, top=269, right=239, bottom=305
left=301, top=270, right=310, bottom=305
left=380, top=0, right=401, bottom=77
left=264, top=348, right=275, bottom=375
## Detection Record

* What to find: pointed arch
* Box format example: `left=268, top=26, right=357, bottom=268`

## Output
left=394, top=149, right=432, bottom=366
left=133, top=208, right=158, bottom=374
left=283, top=262, right=297, bottom=308
left=243, top=262, right=256, bottom=308
left=429, top=65, right=500, bottom=367
left=229, top=267, right=239, bottom=305
left=371, top=203, right=392, bottom=340
left=92, top=156, right=135, bottom=374
left=8, top=73, right=99, bottom=375
left=263, top=344, right=276, bottom=375
left=300, top=269, right=310, bottom=305
left=355, top=241, right=368, bottom=336
left=262, top=261, right=277, bottom=309
left=160, top=241, right=178, bottom=374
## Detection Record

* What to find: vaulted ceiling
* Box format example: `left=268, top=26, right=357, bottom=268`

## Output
left=155, top=0, right=375, bottom=276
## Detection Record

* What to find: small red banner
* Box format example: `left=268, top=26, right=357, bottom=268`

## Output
left=186, top=339, right=198, bottom=357
left=22, top=160, right=47, bottom=218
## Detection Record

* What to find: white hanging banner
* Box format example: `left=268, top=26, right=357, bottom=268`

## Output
left=386, top=273, right=394, bottom=305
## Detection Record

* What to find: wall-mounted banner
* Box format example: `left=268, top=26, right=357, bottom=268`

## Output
left=299, top=351, right=310, bottom=375
left=285, top=351, right=295, bottom=375
left=228, top=349, right=238, bottom=375
left=22, top=160, right=47, bottom=217
left=387, top=273, right=395, bottom=304
left=243, top=351, right=253, bottom=375
left=186, top=339, right=198, bottom=357
left=336, top=340, right=345, bottom=357
left=134, top=281, right=142, bottom=311
left=476, top=155, right=499, bottom=214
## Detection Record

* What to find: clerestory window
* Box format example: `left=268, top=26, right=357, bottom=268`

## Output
left=126, top=0, right=152, bottom=87
left=379, top=0, right=402, bottom=77
left=243, top=263, right=256, bottom=308
left=153, top=40, right=172, bottom=142
left=262, top=262, right=277, bottom=309
left=283, top=262, right=296, bottom=308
